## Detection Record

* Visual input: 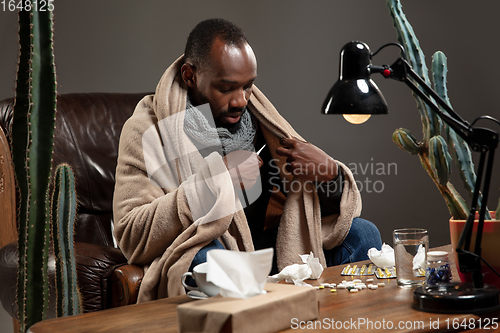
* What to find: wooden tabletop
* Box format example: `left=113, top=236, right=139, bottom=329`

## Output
left=28, top=245, right=500, bottom=332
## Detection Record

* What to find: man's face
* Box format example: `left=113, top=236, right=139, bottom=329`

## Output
left=186, top=39, right=257, bottom=129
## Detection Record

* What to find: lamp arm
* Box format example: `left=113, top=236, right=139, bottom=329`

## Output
left=385, top=58, right=473, bottom=144
left=379, top=56, right=500, bottom=288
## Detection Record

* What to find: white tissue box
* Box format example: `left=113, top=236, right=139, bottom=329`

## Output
left=177, top=283, right=318, bottom=333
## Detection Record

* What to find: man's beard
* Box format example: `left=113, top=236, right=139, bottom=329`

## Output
left=214, top=107, right=246, bottom=134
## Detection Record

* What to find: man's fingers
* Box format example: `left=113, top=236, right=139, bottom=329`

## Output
left=275, top=146, right=292, bottom=157
left=279, top=137, right=300, bottom=148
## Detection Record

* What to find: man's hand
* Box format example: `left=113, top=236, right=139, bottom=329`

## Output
left=276, top=137, right=338, bottom=182
left=223, top=150, right=263, bottom=190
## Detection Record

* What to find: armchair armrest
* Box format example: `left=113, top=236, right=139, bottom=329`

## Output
left=75, top=242, right=144, bottom=312
left=110, top=264, right=144, bottom=307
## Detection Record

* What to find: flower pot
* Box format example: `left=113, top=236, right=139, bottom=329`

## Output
left=449, top=211, right=500, bottom=288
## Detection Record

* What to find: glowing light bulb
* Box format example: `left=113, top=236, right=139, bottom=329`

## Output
left=343, top=114, right=371, bottom=124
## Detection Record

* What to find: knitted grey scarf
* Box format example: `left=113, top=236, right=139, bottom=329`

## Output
left=184, top=95, right=256, bottom=155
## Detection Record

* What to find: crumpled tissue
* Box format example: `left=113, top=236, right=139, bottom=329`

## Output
left=206, top=248, right=273, bottom=299
left=267, top=252, right=323, bottom=287
left=367, top=243, right=395, bottom=268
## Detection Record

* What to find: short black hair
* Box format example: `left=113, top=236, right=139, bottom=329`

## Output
left=184, top=18, right=248, bottom=69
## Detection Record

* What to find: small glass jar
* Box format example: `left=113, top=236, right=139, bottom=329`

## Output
left=425, top=251, right=452, bottom=287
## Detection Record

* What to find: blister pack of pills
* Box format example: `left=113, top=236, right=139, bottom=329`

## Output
left=341, top=264, right=375, bottom=276
left=340, top=264, right=414, bottom=279
left=374, top=267, right=396, bottom=279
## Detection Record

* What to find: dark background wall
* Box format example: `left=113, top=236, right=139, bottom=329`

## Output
left=1, top=0, right=499, bottom=263
left=1, top=1, right=500, bottom=330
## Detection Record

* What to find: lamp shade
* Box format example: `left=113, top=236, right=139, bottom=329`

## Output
left=322, top=41, right=388, bottom=115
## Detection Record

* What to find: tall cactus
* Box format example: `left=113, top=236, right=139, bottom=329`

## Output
left=13, top=8, right=57, bottom=332
left=387, top=0, right=491, bottom=220
left=13, top=7, right=83, bottom=331
left=51, top=163, right=82, bottom=317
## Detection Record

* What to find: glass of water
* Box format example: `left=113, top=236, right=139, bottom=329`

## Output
left=393, top=228, right=428, bottom=287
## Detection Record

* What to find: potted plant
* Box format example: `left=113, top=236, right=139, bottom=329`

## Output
left=387, top=0, right=499, bottom=286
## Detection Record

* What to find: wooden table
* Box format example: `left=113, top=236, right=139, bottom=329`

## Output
left=28, top=245, right=500, bottom=332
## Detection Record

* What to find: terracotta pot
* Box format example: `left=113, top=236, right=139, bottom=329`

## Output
left=449, top=211, right=500, bottom=288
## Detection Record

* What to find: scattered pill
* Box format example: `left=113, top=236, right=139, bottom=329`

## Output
left=377, top=283, right=385, bottom=287
left=321, top=283, right=336, bottom=288
left=318, top=285, right=324, bottom=289
left=366, top=278, right=374, bottom=282
left=330, top=289, right=336, bottom=293
left=349, top=289, right=359, bottom=293
left=370, top=285, right=379, bottom=290
left=353, top=279, right=362, bottom=283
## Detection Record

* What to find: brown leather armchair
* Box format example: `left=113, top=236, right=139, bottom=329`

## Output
left=0, top=93, right=149, bottom=324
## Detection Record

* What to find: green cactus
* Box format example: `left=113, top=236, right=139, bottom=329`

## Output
left=428, top=135, right=452, bottom=186
left=13, top=9, right=57, bottom=332
left=51, top=163, right=82, bottom=317
left=387, top=0, right=441, bottom=142
left=431, top=51, right=491, bottom=220
left=392, top=128, right=420, bottom=155
left=13, top=9, right=83, bottom=331
left=387, top=0, right=491, bottom=220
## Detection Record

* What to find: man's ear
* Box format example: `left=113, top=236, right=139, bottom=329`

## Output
left=181, top=63, right=196, bottom=87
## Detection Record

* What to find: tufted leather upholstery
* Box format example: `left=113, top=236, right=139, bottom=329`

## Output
left=0, top=92, right=150, bottom=318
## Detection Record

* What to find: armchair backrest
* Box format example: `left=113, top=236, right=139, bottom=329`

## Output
left=0, top=92, right=150, bottom=246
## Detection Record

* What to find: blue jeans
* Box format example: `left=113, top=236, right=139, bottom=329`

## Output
left=188, top=239, right=226, bottom=273
left=189, top=217, right=382, bottom=274
left=185, top=239, right=226, bottom=288
left=324, top=217, right=382, bottom=266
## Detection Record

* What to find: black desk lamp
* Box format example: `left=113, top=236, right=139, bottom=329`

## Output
left=323, top=41, right=500, bottom=314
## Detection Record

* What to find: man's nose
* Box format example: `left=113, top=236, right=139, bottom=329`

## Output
left=230, top=89, right=249, bottom=109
